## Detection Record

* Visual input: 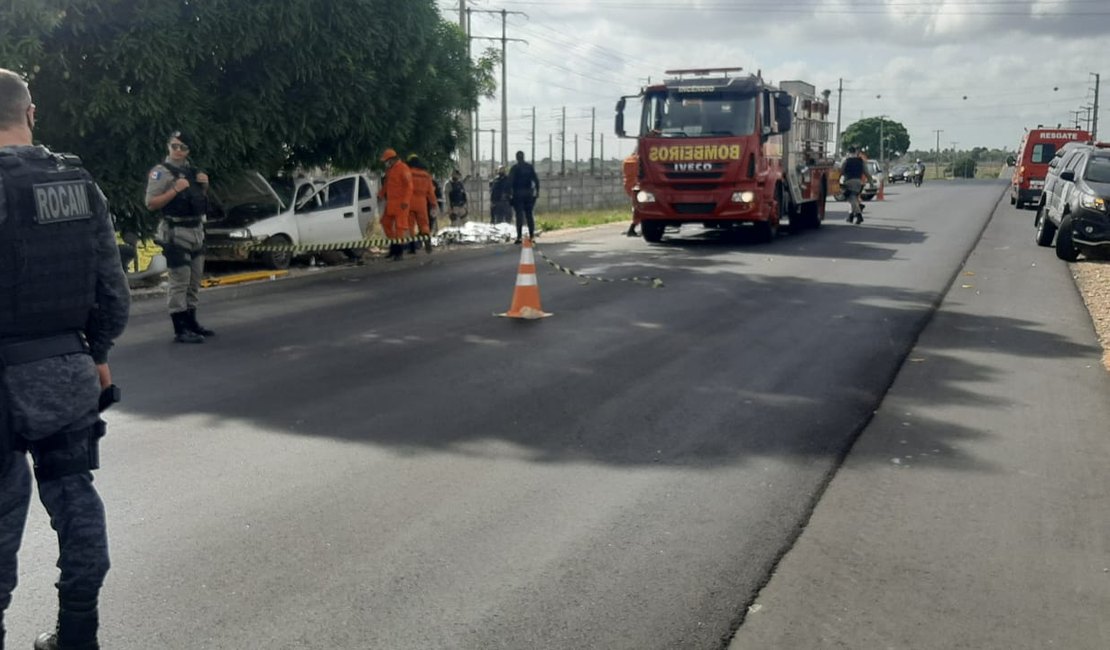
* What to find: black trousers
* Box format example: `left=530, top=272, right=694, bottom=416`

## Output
left=512, top=196, right=536, bottom=239
left=0, top=433, right=109, bottom=631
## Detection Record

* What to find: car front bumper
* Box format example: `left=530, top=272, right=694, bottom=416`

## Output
left=1070, top=209, right=1110, bottom=247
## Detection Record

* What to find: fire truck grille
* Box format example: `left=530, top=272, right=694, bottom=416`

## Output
left=673, top=183, right=718, bottom=191
left=673, top=202, right=717, bottom=214
left=666, top=172, right=723, bottom=181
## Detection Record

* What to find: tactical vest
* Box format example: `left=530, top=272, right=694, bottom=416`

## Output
left=0, top=151, right=99, bottom=339
left=160, top=162, right=207, bottom=225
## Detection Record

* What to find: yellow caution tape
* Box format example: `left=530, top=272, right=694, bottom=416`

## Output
left=206, top=234, right=432, bottom=253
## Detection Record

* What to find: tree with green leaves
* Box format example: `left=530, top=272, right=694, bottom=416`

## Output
left=840, top=117, right=910, bottom=162
left=0, top=0, right=495, bottom=233
left=951, top=155, right=977, bottom=178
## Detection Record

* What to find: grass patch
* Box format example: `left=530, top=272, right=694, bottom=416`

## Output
left=536, top=208, right=632, bottom=232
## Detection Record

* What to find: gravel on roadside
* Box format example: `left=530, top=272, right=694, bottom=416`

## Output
left=1072, top=259, right=1110, bottom=371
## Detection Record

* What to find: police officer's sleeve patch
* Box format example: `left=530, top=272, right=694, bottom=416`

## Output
left=33, top=180, right=93, bottom=224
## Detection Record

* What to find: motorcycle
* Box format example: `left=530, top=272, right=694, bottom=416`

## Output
left=912, top=167, right=925, bottom=187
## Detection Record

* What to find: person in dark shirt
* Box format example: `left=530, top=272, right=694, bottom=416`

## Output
left=508, top=151, right=540, bottom=243
left=0, top=67, right=130, bottom=650
left=489, top=166, right=512, bottom=224
left=446, top=170, right=468, bottom=227
left=840, top=146, right=871, bottom=224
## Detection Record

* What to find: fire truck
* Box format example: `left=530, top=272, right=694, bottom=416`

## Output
left=615, top=68, right=833, bottom=243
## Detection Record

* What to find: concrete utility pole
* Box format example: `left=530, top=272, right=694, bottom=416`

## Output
left=590, top=107, right=596, bottom=175
left=531, top=106, right=536, bottom=164
left=933, top=129, right=943, bottom=179
left=458, top=3, right=471, bottom=176
left=489, top=129, right=496, bottom=176
left=574, top=133, right=579, bottom=174
left=1091, top=72, right=1100, bottom=139
left=600, top=133, right=605, bottom=178
left=561, top=106, right=566, bottom=175
left=548, top=133, right=554, bottom=175
left=468, top=9, right=526, bottom=166
left=468, top=8, right=477, bottom=175
left=475, top=105, right=481, bottom=177
left=878, top=115, right=888, bottom=177
left=834, top=78, right=844, bottom=155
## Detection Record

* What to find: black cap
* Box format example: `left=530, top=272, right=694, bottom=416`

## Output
left=168, top=130, right=193, bottom=148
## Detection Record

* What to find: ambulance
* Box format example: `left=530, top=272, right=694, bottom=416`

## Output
left=1010, top=127, right=1091, bottom=209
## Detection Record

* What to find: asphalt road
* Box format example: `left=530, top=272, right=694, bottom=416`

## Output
left=8, top=181, right=1012, bottom=649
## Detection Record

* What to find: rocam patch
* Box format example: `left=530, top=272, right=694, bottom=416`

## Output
left=33, top=180, right=93, bottom=224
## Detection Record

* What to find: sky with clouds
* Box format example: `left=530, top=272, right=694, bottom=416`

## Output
left=440, top=0, right=1108, bottom=164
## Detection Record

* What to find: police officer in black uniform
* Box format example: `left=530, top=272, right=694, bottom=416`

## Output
left=0, top=69, right=130, bottom=649
left=145, top=130, right=212, bottom=344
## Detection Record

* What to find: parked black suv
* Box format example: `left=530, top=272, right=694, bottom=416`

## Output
left=1033, top=142, right=1110, bottom=261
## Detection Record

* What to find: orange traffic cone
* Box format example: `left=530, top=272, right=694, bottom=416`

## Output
left=497, top=237, right=551, bottom=319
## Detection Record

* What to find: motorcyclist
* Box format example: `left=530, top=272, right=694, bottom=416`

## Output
left=913, top=159, right=926, bottom=186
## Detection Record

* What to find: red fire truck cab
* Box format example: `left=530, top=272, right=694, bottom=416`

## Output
left=615, top=68, right=832, bottom=243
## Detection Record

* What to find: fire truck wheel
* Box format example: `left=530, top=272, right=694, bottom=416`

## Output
left=641, top=222, right=665, bottom=243
left=755, top=220, right=778, bottom=243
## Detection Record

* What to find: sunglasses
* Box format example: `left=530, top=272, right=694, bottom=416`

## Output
left=169, top=143, right=190, bottom=152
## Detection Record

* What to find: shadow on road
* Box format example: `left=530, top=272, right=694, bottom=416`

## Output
left=111, top=244, right=1096, bottom=475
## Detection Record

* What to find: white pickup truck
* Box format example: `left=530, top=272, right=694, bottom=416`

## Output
left=204, top=172, right=380, bottom=269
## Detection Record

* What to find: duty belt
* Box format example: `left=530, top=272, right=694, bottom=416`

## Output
left=0, top=331, right=88, bottom=366
left=165, top=216, right=203, bottom=227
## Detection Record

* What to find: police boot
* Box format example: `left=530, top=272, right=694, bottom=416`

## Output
left=170, top=312, right=204, bottom=344
left=186, top=308, right=215, bottom=337
left=34, top=598, right=99, bottom=650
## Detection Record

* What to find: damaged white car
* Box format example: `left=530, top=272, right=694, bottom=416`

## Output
left=205, top=172, right=379, bottom=269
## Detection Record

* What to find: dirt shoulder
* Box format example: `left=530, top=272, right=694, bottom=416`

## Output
left=1072, top=259, right=1110, bottom=371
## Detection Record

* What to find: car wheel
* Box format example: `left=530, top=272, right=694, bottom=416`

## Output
left=260, top=235, right=293, bottom=270
left=1034, top=206, right=1056, bottom=247
left=641, top=221, right=665, bottom=243
left=1055, top=214, right=1079, bottom=262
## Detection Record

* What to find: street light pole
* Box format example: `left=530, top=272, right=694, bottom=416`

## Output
left=933, top=129, right=943, bottom=179
left=878, top=114, right=888, bottom=179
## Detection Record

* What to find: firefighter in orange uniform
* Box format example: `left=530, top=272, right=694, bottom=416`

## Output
left=406, top=155, right=436, bottom=254
left=378, top=148, right=413, bottom=260
left=622, top=153, right=640, bottom=237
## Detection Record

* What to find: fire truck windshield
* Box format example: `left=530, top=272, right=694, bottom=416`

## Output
left=641, top=93, right=756, bottom=138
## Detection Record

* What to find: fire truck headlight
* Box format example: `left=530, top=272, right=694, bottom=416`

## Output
left=636, top=190, right=656, bottom=204
left=731, top=191, right=755, bottom=203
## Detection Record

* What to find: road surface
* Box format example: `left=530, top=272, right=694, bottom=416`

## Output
left=10, top=181, right=1067, bottom=649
